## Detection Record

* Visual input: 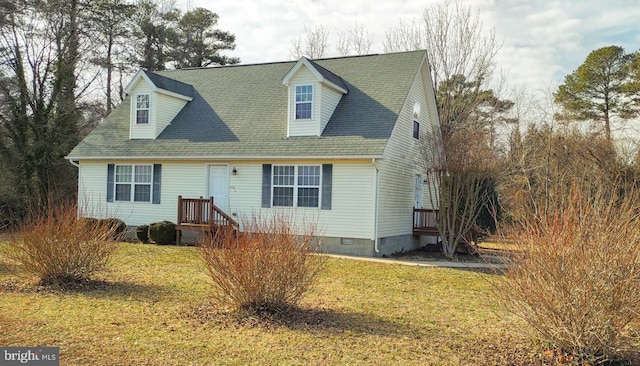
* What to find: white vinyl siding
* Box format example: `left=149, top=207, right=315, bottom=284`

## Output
left=288, top=68, right=320, bottom=136
left=320, top=84, right=342, bottom=133
left=129, top=81, right=155, bottom=139
left=155, top=92, right=188, bottom=137
left=229, top=161, right=374, bottom=239
left=78, top=160, right=375, bottom=239
left=250, top=161, right=374, bottom=238
left=377, top=59, right=435, bottom=238
left=78, top=161, right=204, bottom=225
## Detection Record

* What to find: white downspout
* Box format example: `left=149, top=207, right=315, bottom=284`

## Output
left=373, top=158, right=380, bottom=254
left=67, top=159, right=80, bottom=168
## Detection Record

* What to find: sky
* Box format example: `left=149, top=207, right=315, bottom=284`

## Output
left=188, top=0, right=639, bottom=95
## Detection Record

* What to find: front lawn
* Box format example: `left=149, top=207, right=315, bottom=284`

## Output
left=0, top=243, right=542, bottom=365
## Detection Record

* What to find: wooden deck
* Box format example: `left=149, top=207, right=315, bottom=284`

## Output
left=413, top=208, right=440, bottom=236
left=176, top=196, right=239, bottom=245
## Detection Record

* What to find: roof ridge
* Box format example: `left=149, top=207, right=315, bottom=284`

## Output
left=153, top=50, right=428, bottom=74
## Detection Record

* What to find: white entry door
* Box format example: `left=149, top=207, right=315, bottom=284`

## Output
left=414, top=174, right=423, bottom=208
left=208, top=165, right=229, bottom=213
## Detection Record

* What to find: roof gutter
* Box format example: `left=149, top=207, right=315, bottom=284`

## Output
left=65, top=154, right=384, bottom=161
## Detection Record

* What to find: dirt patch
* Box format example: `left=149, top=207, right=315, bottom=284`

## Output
left=390, top=244, right=507, bottom=265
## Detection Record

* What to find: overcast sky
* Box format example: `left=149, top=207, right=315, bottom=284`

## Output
left=190, top=0, right=639, bottom=94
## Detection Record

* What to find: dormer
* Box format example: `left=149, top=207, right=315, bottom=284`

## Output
left=283, top=58, right=348, bottom=137
left=124, top=70, right=194, bottom=139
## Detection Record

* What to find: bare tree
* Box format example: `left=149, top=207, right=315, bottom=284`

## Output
left=422, top=1, right=500, bottom=90
left=336, top=22, right=373, bottom=56
left=289, top=25, right=330, bottom=59
left=384, top=1, right=504, bottom=142
left=0, top=0, right=85, bottom=212
left=382, top=18, right=425, bottom=53
left=421, top=121, right=496, bottom=258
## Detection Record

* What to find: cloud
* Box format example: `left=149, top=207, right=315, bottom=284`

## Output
left=193, top=0, right=638, bottom=92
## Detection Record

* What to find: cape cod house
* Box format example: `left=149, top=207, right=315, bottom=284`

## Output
left=66, top=50, right=442, bottom=257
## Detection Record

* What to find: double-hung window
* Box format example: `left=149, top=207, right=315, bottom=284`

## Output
left=136, top=94, right=150, bottom=124
left=272, top=165, right=295, bottom=207
left=295, top=85, right=313, bottom=119
left=272, top=165, right=320, bottom=207
left=115, top=164, right=153, bottom=202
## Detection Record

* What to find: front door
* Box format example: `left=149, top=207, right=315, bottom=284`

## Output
left=414, top=174, right=423, bottom=208
left=208, top=165, right=229, bottom=213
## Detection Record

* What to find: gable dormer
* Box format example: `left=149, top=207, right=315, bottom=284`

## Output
left=283, top=58, right=348, bottom=137
left=124, top=70, right=194, bottom=139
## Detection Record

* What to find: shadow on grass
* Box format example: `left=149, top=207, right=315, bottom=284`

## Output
left=187, top=303, right=420, bottom=337
left=52, top=279, right=170, bottom=300
left=0, top=277, right=170, bottom=302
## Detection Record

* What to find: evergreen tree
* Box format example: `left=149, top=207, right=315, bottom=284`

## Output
left=555, top=46, right=637, bottom=142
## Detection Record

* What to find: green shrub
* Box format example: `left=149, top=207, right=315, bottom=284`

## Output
left=5, top=204, right=118, bottom=286
left=99, top=218, right=126, bottom=241
left=79, top=217, right=99, bottom=230
left=80, top=217, right=126, bottom=241
left=200, top=213, right=325, bottom=313
left=148, top=221, right=175, bottom=245
left=136, top=224, right=149, bottom=243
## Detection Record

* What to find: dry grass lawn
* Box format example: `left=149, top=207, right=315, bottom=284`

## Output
left=0, top=243, right=547, bottom=365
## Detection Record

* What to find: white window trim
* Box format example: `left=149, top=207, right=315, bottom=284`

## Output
left=135, top=93, right=150, bottom=125
left=272, top=165, right=322, bottom=208
left=294, top=84, right=313, bottom=120
left=114, top=164, right=154, bottom=203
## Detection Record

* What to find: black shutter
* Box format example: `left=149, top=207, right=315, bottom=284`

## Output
left=321, top=164, right=332, bottom=210
left=106, top=164, right=115, bottom=202
left=262, top=164, right=272, bottom=208
left=152, top=164, right=161, bottom=204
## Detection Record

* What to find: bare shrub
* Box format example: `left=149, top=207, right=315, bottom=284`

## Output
left=5, top=204, right=119, bottom=286
left=498, top=183, right=640, bottom=364
left=200, top=213, right=326, bottom=313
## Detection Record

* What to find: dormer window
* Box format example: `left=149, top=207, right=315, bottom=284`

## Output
left=136, top=94, right=150, bottom=124
left=283, top=58, right=347, bottom=137
left=295, top=85, right=313, bottom=119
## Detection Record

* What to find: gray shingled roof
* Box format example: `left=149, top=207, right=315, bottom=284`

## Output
left=142, top=70, right=195, bottom=98
left=68, top=51, right=426, bottom=159
left=305, top=58, right=348, bottom=92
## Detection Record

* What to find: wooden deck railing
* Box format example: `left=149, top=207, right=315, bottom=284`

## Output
left=176, top=196, right=239, bottom=244
left=413, top=208, right=440, bottom=236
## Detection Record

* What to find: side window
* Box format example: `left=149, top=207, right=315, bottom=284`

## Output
left=413, top=101, right=421, bottom=140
